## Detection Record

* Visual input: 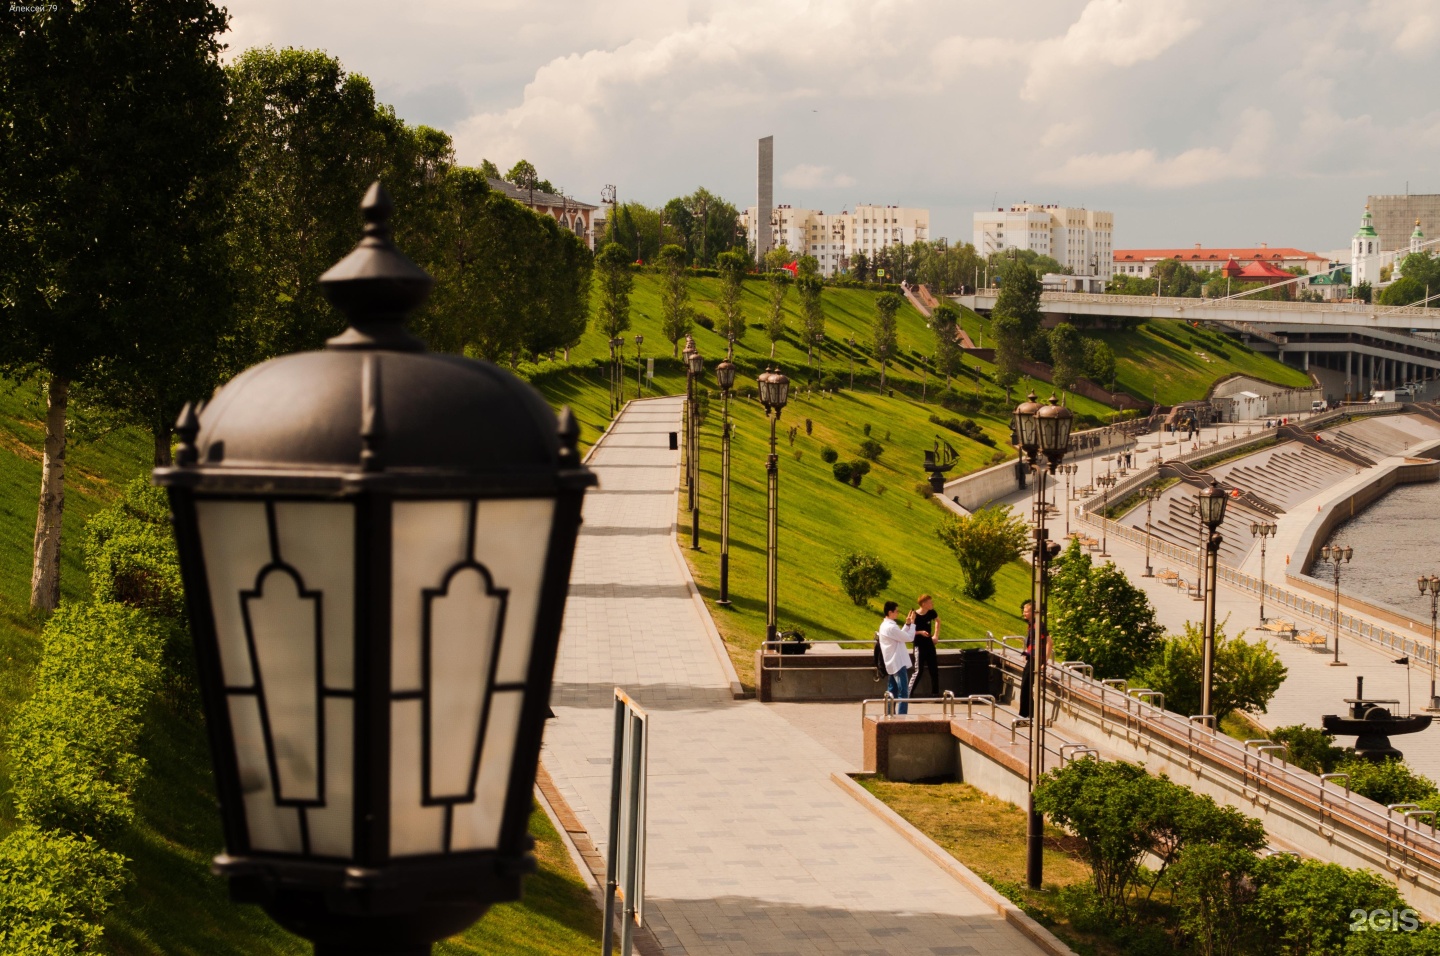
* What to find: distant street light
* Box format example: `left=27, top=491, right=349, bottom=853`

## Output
left=1096, top=473, right=1117, bottom=557
left=687, top=343, right=705, bottom=550
left=634, top=333, right=645, bottom=397
left=1422, top=574, right=1440, bottom=711
left=1142, top=487, right=1164, bottom=577
left=758, top=367, right=790, bottom=643
left=1320, top=543, right=1354, bottom=667
left=1197, top=480, right=1229, bottom=722
left=716, top=345, right=737, bottom=605
left=1251, top=521, right=1278, bottom=621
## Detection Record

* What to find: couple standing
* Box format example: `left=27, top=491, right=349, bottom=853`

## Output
left=875, top=594, right=940, bottom=715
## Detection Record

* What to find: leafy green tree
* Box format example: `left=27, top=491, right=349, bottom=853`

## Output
left=0, top=0, right=234, bottom=609
left=1131, top=621, right=1287, bottom=726
left=797, top=275, right=825, bottom=363
left=764, top=268, right=790, bottom=357
left=716, top=250, right=749, bottom=343
left=657, top=244, right=692, bottom=356
left=594, top=242, right=634, bottom=339
left=1267, top=725, right=1347, bottom=775
left=504, top=158, right=554, bottom=195
left=850, top=251, right=870, bottom=282
left=1048, top=539, right=1165, bottom=679
left=936, top=505, right=1028, bottom=600
left=1082, top=337, right=1117, bottom=390
left=1334, top=756, right=1438, bottom=807
left=1355, top=280, right=1373, bottom=303
left=993, top=312, right=1024, bottom=389
left=872, top=292, right=902, bottom=390
left=1167, top=842, right=1264, bottom=956
left=478, top=158, right=501, bottom=179
left=1048, top=321, right=1084, bottom=391
left=836, top=551, right=892, bottom=607
left=1251, top=856, right=1406, bottom=956
left=931, top=303, right=965, bottom=387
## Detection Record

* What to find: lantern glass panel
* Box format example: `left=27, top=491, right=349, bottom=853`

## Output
left=772, top=374, right=789, bottom=408
left=1197, top=487, right=1227, bottom=527
left=196, top=499, right=357, bottom=858
left=388, top=497, right=555, bottom=858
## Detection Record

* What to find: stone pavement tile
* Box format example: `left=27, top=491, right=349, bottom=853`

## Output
left=542, top=396, right=1048, bottom=955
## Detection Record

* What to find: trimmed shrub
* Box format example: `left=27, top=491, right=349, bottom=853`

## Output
left=836, top=551, right=892, bottom=606
left=914, top=481, right=934, bottom=498
left=862, top=423, right=872, bottom=436
left=84, top=479, right=183, bottom=618
left=832, top=461, right=853, bottom=483
left=848, top=459, right=870, bottom=487
left=820, top=446, right=838, bottom=464
left=694, top=315, right=715, bottom=330
left=0, top=825, right=128, bottom=953
left=8, top=602, right=165, bottom=838
left=857, top=438, right=883, bottom=461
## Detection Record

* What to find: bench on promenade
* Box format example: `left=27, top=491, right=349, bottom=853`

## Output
left=1295, top=630, right=1328, bottom=651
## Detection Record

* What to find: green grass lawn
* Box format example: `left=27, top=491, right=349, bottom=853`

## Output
left=955, top=309, right=1313, bottom=407
left=678, top=387, right=1034, bottom=686
left=857, top=777, right=1129, bottom=956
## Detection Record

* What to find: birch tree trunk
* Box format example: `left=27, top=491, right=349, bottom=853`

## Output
left=30, top=375, right=68, bottom=611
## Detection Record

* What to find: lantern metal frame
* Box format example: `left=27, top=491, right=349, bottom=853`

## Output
left=154, top=183, right=595, bottom=955
left=1320, top=544, right=1354, bottom=667
left=1197, top=480, right=1227, bottom=722
left=759, top=367, right=789, bottom=642
left=716, top=348, right=737, bottom=606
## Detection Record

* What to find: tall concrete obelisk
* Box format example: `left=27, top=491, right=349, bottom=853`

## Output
left=757, top=135, right=773, bottom=262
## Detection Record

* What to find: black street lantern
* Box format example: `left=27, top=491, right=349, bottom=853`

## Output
left=716, top=356, right=737, bottom=606
left=1012, top=391, right=1042, bottom=462
left=759, top=368, right=790, bottom=643
left=154, top=183, right=595, bottom=955
left=1198, top=480, right=1227, bottom=723
left=1035, top=395, right=1073, bottom=467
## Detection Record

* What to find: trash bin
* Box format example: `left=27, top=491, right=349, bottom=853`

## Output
left=960, top=648, right=994, bottom=697
left=669, top=431, right=678, bottom=450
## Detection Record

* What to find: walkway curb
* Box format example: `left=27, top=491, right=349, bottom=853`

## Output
left=830, top=772, right=1078, bottom=956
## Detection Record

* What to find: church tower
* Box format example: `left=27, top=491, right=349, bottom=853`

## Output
left=1396, top=219, right=1425, bottom=280
left=1351, top=204, right=1379, bottom=286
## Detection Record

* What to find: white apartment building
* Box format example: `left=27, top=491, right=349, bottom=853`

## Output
left=740, top=203, right=930, bottom=277
left=972, top=203, right=1114, bottom=281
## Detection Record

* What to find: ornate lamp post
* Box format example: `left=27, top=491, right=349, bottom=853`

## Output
left=688, top=345, right=705, bottom=550
left=607, top=336, right=624, bottom=414
left=1012, top=392, right=1073, bottom=892
left=634, top=333, right=645, bottom=397
left=1251, top=521, right=1277, bottom=622
left=681, top=335, right=696, bottom=504
left=847, top=337, right=857, bottom=390
left=1142, top=487, right=1163, bottom=576
left=1421, top=574, right=1440, bottom=711
left=1197, top=481, right=1228, bottom=723
left=153, top=184, right=596, bottom=955
left=716, top=349, right=737, bottom=605
left=1096, top=474, right=1116, bottom=557
left=759, top=368, right=791, bottom=643
left=1061, top=464, right=1077, bottom=535
left=1320, top=543, right=1353, bottom=666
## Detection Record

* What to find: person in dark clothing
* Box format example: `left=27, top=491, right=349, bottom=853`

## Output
left=1017, top=599, right=1049, bottom=719
left=908, top=594, right=940, bottom=696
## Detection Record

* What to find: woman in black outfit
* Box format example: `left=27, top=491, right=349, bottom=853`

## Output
left=908, top=594, right=940, bottom=697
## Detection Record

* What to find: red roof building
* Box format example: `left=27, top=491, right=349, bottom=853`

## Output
left=1113, top=243, right=1329, bottom=278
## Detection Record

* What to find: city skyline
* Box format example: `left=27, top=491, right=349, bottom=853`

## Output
left=223, top=0, right=1439, bottom=252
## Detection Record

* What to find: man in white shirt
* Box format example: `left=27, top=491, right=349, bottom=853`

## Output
left=877, top=600, right=916, bottom=715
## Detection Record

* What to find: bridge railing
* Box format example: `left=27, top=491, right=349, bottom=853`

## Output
left=966, top=289, right=1440, bottom=320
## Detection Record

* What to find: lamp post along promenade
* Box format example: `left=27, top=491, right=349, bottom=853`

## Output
left=1142, top=488, right=1162, bottom=577
left=1197, top=481, right=1228, bottom=723
left=1252, top=521, right=1277, bottom=622
left=682, top=334, right=696, bottom=505
left=716, top=349, right=737, bottom=605
left=1096, top=474, right=1116, bottom=557
left=634, top=333, right=644, bottom=397
left=759, top=368, right=790, bottom=643
left=1012, top=392, right=1073, bottom=891
left=688, top=345, right=704, bottom=550
left=1321, top=543, right=1354, bottom=666
left=1422, top=574, right=1440, bottom=711
left=152, top=183, right=596, bottom=955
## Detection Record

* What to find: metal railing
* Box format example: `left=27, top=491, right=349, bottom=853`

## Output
left=760, top=634, right=1023, bottom=679
left=1040, top=656, right=1440, bottom=883
left=859, top=688, right=1097, bottom=768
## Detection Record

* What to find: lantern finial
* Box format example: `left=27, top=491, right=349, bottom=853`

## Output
left=320, top=181, right=433, bottom=353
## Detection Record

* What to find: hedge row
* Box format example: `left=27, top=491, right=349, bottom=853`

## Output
left=0, top=479, right=181, bottom=952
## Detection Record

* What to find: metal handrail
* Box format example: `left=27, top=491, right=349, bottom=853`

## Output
left=1037, top=647, right=1440, bottom=879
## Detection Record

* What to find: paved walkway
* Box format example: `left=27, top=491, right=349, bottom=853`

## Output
left=542, top=396, right=1047, bottom=956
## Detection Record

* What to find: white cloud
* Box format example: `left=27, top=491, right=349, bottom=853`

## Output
left=1022, top=0, right=1202, bottom=101
left=1044, top=109, right=1274, bottom=188
left=782, top=164, right=856, bottom=189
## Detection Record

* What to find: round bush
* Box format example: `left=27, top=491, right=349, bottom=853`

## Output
left=821, top=446, right=838, bottom=464
left=858, top=438, right=883, bottom=461
left=836, top=551, right=892, bottom=606
left=694, top=315, right=715, bottom=330
left=848, top=459, right=870, bottom=487
left=832, top=461, right=853, bottom=483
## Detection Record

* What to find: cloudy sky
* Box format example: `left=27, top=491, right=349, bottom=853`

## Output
left=223, top=0, right=1439, bottom=253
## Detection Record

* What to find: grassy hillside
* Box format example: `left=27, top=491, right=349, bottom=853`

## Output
left=682, top=387, right=1033, bottom=685
left=954, top=308, right=1313, bottom=406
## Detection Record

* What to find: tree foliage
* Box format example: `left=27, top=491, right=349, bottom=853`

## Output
left=936, top=505, right=1028, bottom=600
left=1131, top=621, right=1287, bottom=726
left=931, top=303, right=965, bottom=385
left=1048, top=539, right=1165, bottom=679
left=594, top=242, right=634, bottom=340
left=1048, top=321, right=1084, bottom=391
left=836, top=551, right=892, bottom=607
left=764, top=268, right=790, bottom=356
left=797, top=275, right=825, bottom=361
left=657, top=244, right=693, bottom=355
left=872, top=292, right=902, bottom=389
left=716, top=250, right=749, bottom=342
left=1082, top=337, right=1117, bottom=389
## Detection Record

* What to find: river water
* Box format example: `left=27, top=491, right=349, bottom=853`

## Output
left=1311, top=480, right=1440, bottom=620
